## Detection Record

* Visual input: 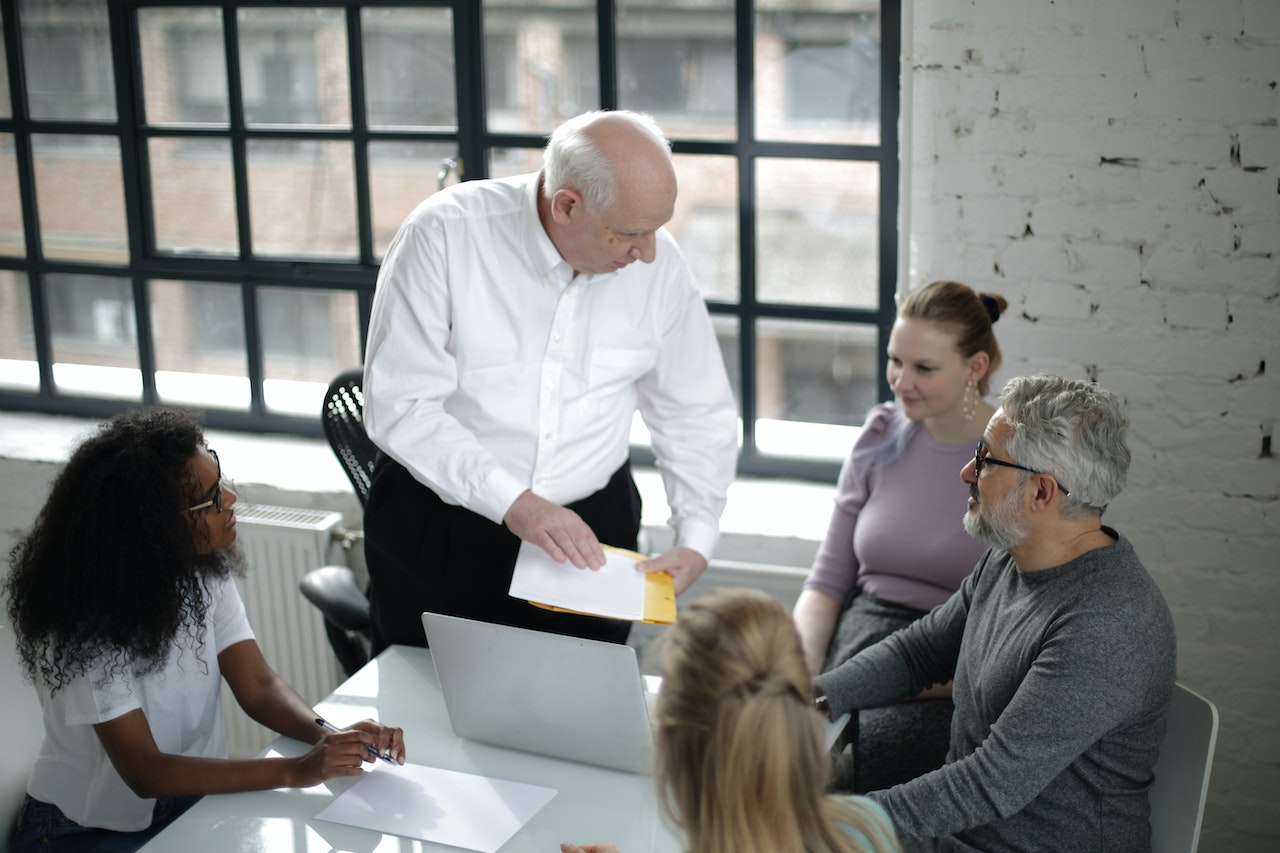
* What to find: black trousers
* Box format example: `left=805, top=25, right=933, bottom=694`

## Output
left=363, top=456, right=641, bottom=655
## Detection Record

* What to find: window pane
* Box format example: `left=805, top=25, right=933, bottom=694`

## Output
left=669, top=153, right=738, bottom=302
left=138, top=7, right=228, bottom=126
left=150, top=279, right=248, bottom=410
left=237, top=7, right=349, bottom=127
left=488, top=146, right=543, bottom=180
left=258, top=287, right=361, bottom=416
left=755, top=158, right=879, bottom=309
left=369, top=141, right=457, bottom=259
left=149, top=137, right=238, bottom=255
left=756, top=318, right=877, bottom=461
left=32, top=134, right=128, bottom=263
left=755, top=4, right=881, bottom=145
left=45, top=272, right=140, bottom=400
left=483, top=0, right=598, bottom=135
left=0, top=135, right=24, bottom=257
left=0, top=271, right=37, bottom=392
left=247, top=139, right=356, bottom=259
left=20, top=0, right=115, bottom=121
left=617, top=0, right=735, bottom=140
left=362, top=6, right=456, bottom=130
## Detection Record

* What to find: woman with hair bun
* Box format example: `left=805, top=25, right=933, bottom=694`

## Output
left=793, top=280, right=1009, bottom=792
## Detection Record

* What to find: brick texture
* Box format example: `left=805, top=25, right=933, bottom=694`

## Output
left=907, top=1, right=1280, bottom=848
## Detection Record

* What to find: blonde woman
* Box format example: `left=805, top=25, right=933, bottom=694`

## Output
left=564, top=588, right=899, bottom=853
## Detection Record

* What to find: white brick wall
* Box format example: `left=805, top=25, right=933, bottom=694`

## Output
left=907, top=1, right=1279, bottom=848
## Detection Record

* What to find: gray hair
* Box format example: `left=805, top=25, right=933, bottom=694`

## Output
left=999, top=375, right=1130, bottom=518
left=542, top=110, right=672, bottom=214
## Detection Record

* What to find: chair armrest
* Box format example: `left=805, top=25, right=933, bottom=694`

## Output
left=299, top=565, right=371, bottom=633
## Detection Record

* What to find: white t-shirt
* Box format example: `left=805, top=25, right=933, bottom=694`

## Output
left=26, top=574, right=255, bottom=831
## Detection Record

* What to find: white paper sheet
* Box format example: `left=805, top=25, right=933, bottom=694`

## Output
left=312, top=762, right=556, bottom=852
left=508, top=541, right=646, bottom=620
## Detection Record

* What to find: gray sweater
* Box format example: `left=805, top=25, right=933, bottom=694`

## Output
left=814, top=530, right=1176, bottom=852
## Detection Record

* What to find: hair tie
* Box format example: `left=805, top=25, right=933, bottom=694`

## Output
left=979, top=294, right=1001, bottom=324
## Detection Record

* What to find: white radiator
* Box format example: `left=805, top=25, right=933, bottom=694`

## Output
left=222, top=503, right=346, bottom=758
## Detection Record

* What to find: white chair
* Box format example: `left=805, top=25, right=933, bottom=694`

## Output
left=1149, top=682, right=1219, bottom=853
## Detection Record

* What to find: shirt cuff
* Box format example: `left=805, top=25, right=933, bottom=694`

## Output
left=674, top=517, right=720, bottom=563
left=476, top=468, right=530, bottom=526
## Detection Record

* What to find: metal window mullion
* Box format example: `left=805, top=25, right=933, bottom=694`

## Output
left=876, top=0, right=903, bottom=405
left=596, top=0, right=616, bottom=110
left=345, top=5, right=374, bottom=263
left=111, top=3, right=159, bottom=403
left=734, top=0, right=756, bottom=472
left=222, top=4, right=252, bottom=261
left=357, top=287, right=373, bottom=364
left=455, top=0, right=484, bottom=179
left=241, top=278, right=265, bottom=418
left=131, top=275, right=158, bottom=403
left=222, top=4, right=265, bottom=418
left=3, top=0, right=56, bottom=397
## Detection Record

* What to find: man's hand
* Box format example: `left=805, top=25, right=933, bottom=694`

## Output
left=638, top=546, right=707, bottom=596
left=503, top=490, right=606, bottom=569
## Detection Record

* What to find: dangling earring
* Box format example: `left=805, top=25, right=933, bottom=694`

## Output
left=963, top=380, right=978, bottom=421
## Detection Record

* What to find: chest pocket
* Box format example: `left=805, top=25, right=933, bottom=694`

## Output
left=586, top=347, right=657, bottom=416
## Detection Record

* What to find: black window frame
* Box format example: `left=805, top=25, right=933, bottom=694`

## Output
left=0, top=0, right=899, bottom=483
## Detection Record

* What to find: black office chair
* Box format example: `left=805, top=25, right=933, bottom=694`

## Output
left=299, top=367, right=375, bottom=676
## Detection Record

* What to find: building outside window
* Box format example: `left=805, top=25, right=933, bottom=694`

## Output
left=0, top=0, right=898, bottom=480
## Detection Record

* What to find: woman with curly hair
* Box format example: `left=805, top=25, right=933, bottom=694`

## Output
left=5, top=408, right=404, bottom=853
left=564, top=588, right=900, bottom=853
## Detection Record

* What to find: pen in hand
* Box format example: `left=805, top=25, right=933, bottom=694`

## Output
left=315, top=717, right=397, bottom=765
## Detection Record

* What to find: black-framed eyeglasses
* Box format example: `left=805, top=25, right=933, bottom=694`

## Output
left=973, top=443, right=1070, bottom=496
left=182, top=448, right=225, bottom=514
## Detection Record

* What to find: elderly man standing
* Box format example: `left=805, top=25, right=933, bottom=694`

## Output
left=814, top=375, right=1176, bottom=852
left=361, top=110, right=738, bottom=654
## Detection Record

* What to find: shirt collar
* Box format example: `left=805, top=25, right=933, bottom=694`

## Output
left=521, top=172, right=621, bottom=287
left=522, top=173, right=574, bottom=287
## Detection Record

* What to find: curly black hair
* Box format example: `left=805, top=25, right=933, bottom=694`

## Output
left=4, top=407, right=239, bottom=692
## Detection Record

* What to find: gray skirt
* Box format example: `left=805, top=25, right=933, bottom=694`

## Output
left=824, top=591, right=954, bottom=793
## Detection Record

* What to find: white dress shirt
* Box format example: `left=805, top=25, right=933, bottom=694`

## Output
left=364, top=172, right=738, bottom=559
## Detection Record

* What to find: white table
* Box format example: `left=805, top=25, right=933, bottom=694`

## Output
left=140, top=646, right=681, bottom=852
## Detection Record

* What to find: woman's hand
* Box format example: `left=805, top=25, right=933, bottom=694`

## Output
left=346, top=718, right=406, bottom=765
left=288, top=729, right=384, bottom=788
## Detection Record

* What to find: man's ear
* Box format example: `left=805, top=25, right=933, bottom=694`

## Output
left=1029, top=474, right=1062, bottom=512
left=549, top=188, right=582, bottom=225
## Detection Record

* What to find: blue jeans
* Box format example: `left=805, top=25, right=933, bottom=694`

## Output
left=12, top=795, right=201, bottom=853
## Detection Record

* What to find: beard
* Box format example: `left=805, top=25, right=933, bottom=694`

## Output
left=963, top=483, right=1030, bottom=551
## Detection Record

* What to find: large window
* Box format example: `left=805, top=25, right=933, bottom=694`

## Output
left=0, top=0, right=898, bottom=480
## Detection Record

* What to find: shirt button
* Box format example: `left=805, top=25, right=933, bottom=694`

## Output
left=544, top=432, right=552, bottom=440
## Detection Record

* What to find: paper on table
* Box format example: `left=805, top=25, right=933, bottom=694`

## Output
left=312, top=762, right=556, bottom=852
left=508, top=541, right=650, bottom=621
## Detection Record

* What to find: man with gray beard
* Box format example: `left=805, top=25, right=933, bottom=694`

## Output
left=813, top=375, right=1176, bottom=852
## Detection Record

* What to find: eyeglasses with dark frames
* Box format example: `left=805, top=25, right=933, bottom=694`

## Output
left=182, top=448, right=225, bottom=514
left=973, top=443, right=1070, bottom=496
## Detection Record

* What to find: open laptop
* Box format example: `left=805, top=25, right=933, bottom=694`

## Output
left=421, top=611, right=657, bottom=774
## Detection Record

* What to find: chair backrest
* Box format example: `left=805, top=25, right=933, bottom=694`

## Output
left=1149, top=682, right=1219, bottom=853
left=322, top=367, right=379, bottom=507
